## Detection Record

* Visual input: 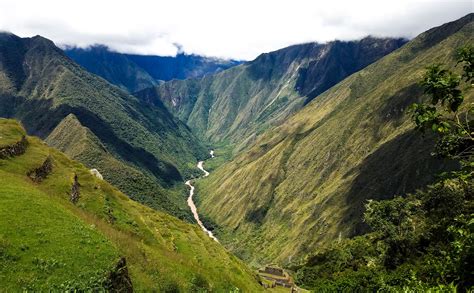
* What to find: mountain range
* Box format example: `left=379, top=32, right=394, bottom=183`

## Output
left=194, top=13, right=473, bottom=265
left=0, top=12, right=472, bottom=291
left=136, top=36, right=406, bottom=151
left=64, top=45, right=242, bottom=92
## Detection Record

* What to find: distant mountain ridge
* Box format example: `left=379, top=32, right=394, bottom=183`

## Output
left=64, top=45, right=242, bottom=92
left=136, top=36, right=406, bottom=149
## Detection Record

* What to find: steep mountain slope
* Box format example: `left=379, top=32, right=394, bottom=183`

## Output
left=136, top=37, right=406, bottom=148
left=0, top=119, right=263, bottom=291
left=44, top=114, right=193, bottom=219
left=194, top=14, right=474, bottom=265
left=64, top=45, right=158, bottom=92
left=65, top=45, right=241, bottom=92
left=0, top=32, right=207, bottom=219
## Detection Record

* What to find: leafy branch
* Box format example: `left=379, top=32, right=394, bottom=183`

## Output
left=410, top=45, right=473, bottom=167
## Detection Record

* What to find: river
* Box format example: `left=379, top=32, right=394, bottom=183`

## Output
left=185, top=150, right=218, bottom=242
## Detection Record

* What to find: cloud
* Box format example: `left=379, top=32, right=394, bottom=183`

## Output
left=0, top=0, right=471, bottom=60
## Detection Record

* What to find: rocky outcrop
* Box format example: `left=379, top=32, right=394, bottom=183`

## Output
left=70, top=174, right=80, bottom=204
left=104, top=257, right=133, bottom=292
left=27, top=155, right=53, bottom=183
left=0, top=136, right=28, bottom=159
left=90, top=168, right=103, bottom=180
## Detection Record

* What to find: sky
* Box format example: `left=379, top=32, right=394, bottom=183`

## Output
left=0, top=0, right=471, bottom=60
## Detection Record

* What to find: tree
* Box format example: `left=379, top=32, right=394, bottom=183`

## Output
left=410, top=45, right=473, bottom=176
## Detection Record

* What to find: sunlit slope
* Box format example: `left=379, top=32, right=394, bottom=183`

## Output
left=0, top=119, right=262, bottom=291
left=196, top=14, right=474, bottom=265
left=0, top=33, right=207, bottom=219
left=45, top=114, right=193, bottom=219
left=137, top=37, right=405, bottom=149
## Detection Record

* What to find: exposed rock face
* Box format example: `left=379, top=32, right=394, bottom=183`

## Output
left=0, top=136, right=28, bottom=159
left=27, top=155, right=53, bottom=183
left=70, top=174, right=80, bottom=204
left=105, top=257, right=133, bottom=292
left=90, top=168, right=103, bottom=180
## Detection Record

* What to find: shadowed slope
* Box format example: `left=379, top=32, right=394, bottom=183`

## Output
left=137, top=37, right=406, bottom=149
left=65, top=45, right=241, bottom=92
left=195, top=14, right=473, bottom=265
left=0, top=33, right=207, bottom=219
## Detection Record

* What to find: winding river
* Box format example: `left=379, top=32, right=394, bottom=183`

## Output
left=185, top=150, right=218, bottom=242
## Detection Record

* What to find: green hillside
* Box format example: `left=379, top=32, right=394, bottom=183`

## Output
left=294, top=41, right=474, bottom=291
left=64, top=45, right=159, bottom=92
left=0, top=33, right=207, bottom=219
left=136, top=37, right=405, bottom=150
left=0, top=118, right=263, bottom=291
left=45, top=113, right=193, bottom=220
left=194, top=14, right=473, bottom=266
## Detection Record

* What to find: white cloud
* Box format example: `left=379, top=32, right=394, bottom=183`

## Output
left=0, top=0, right=471, bottom=60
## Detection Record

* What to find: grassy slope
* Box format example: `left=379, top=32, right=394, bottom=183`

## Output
left=136, top=38, right=404, bottom=150
left=0, top=33, right=207, bottom=219
left=195, top=15, right=474, bottom=266
left=45, top=114, right=193, bottom=220
left=0, top=119, right=262, bottom=291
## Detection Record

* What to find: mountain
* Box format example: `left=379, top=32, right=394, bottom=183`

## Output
left=193, top=14, right=474, bottom=266
left=136, top=36, right=406, bottom=150
left=0, top=119, right=262, bottom=291
left=0, top=32, right=208, bottom=220
left=64, top=45, right=242, bottom=92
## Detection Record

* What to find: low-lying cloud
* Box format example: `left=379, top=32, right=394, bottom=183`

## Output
left=0, top=0, right=471, bottom=60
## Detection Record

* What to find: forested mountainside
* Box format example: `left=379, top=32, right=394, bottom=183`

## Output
left=0, top=119, right=262, bottom=291
left=195, top=13, right=473, bottom=265
left=65, top=45, right=241, bottom=92
left=0, top=32, right=207, bottom=219
left=136, top=36, right=406, bottom=149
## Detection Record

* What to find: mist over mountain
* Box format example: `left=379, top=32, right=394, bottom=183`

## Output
left=64, top=45, right=242, bottom=92
left=0, top=6, right=473, bottom=291
left=195, top=13, right=473, bottom=266
left=136, top=36, right=406, bottom=149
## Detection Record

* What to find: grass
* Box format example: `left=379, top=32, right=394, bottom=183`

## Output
left=201, top=143, right=235, bottom=172
left=0, top=119, right=24, bottom=147
left=194, top=16, right=474, bottom=266
left=0, top=170, right=119, bottom=291
left=140, top=37, right=404, bottom=149
left=45, top=113, right=195, bottom=221
left=0, top=118, right=264, bottom=291
left=0, top=33, right=208, bottom=221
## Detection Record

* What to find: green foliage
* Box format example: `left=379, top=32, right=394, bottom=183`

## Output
left=194, top=14, right=473, bottom=266
left=138, top=37, right=403, bottom=148
left=0, top=119, right=263, bottom=291
left=0, top=33, right=208, bottom=220
left=296, top=43, right=474, bottom=291
left=421, top=65, right=463, bottom=111
left=295, top=179, right=473, bottom=291
left=410, top=45, right=473, bottom=163
left=457, top=46, right=474, bottom=82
